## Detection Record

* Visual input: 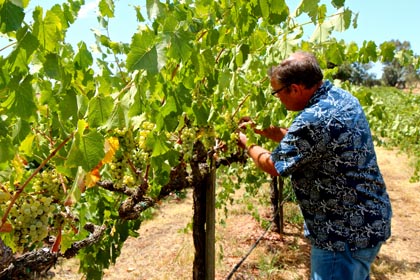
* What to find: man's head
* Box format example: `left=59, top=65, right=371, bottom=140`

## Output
left=268, top=51, right=323, bottom=111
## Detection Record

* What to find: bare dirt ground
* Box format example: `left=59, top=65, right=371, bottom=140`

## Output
left=51, top=146, right=420, bottom=280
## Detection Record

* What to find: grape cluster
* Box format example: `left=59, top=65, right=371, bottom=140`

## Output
left=108, top=123, right=155, bottom=189
left=32, top=169, right=66, bottom=201
left=108, top=156, right=134, bottom=189
left=8, top=195, right=56, bottom=251
left=179, top=127, right=196, bottom=161
left=137, top=121, right=154, bottom=150
left=115, top=128, right=136, bottom=152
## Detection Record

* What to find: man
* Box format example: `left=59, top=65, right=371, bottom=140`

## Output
left=238, top=51, right=392, bottom=280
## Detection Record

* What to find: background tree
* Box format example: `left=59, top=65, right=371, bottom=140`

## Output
left=381, top=40, right=419, bottom=88
left=333, top=62, right=379, bottom=86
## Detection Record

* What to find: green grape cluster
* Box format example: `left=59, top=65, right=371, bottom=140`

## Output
left=115, top=127, right=136, bottom=152
left=108, top=155, right=133, bottom=189
left=137, top=121, right=154, bottom=150
left=108, top=128, right=136, bottom=189
left=132, top=148, right=150, bottom=170
left=8, top=195, right=56, bottom=251
left=32, top=169, right=66, bottom=201
left=180, top=127, right=196, bottom=161
left=108, top=123, right=155, bottom=189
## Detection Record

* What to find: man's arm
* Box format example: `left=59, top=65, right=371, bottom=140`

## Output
left=238, top=117, right=288, bottom=142
left=254, top=126, right=288, bottom=142
left=238, top=132, right=280, bottom=177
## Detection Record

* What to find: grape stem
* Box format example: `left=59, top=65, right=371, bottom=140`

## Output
left=232, top=94, right=250, bottom=119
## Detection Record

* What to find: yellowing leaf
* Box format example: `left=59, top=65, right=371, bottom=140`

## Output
left=103, top=137, right=119, bottom=164
left=85, top=167, right=101, bottom=188
left=84, top=137, right=119, bottom=188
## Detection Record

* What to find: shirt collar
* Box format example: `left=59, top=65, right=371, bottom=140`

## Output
left=306, top=80, right=333, bottom=107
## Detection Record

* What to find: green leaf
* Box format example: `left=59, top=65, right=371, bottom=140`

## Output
left=359, top=40, right=378, bottom=63
left=1, top=75, right=36, bottom=121
left=59, top=89, right=79, bottom=125
left=104, top=101, right=129, bottom=130
left=43, top=53, right=60, bottom=79
left=88, top=95, right=114, bottom=128
left=325, top=42, right=345, bottom=65
left=99, top=0, right=114, bottom=18
left=331, top=0, right=345, bottom=9
left=146, top=0, right=164, bottom=20
left=65, top=166, right=85, bottom=206
left=167, top=29, right=193, bottom=61
left=5, top=26, right=38, bottom=74
left=352, top=12, right=358, bottom=29
left=379, top=41, right=396, bottom=63
left=259, top=0, right=269, bottom=19
left=74, top=42, right=93, bottom=69
left=149, top=133, right=170, bottom=157
left=67, top=128, right=105, bottom=171
left=134, top=5, right=145, bottom=22
left=10, top=117, right=30, bottom=145
left=0, top=0, right=24, bottom=33
left=269, top=0, right=289, bottom=24
left=9, top=0, right=29, bottom=8
left=0, top=136, right=14, bottom=170
left=16, top=24, right=39, bottom=56
left=157, top=94, right=181, bottom=131
left=296, top=0, right=319, bottom=23
left=330, top=8, right=352, bottom=32
left=50, top=4, right=70, bottom=31
left=310, top=21, right=333, bottom=43
left=192, top=101, right=210, bottom=126
left=126, top=28, right=166, bottom=74
left=32, top=6, right=64, bottom=52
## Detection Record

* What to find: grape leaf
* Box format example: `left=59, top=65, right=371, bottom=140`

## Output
left=0, top=0, right=24, bottom=33
left=75, top=42, right=93, bottom=69
left=67, top=129, right=105, bottom=171
left=99, top=0, right=115, bottom=18
left=126, top=28, right=164, bottom=74
left=0, top=137, right=14, bottom=169
left=88, top=95, right=114, bottom=128
left=43, top=53, right=60, bottom=79
left=1, top=76, right=36, bottom=120
left=330, top=8, right=352, bottom=32
left=32, top=6, right=63, bottom=52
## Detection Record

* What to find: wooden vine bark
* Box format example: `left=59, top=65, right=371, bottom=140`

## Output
left=0, top=223, right=106, bottom=280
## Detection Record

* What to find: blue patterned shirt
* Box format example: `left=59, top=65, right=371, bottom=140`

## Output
left=271, top=80, right=392, bottom=251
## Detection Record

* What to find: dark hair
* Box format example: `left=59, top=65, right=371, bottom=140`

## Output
left=268, top=51, right=323, bottom=89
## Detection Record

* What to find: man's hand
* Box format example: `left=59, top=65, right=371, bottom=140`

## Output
left=238, top=116, right=256, bottom=131
left=238, top=116, right=287, bottom=142
left=237, top=131, right=248, bottom=150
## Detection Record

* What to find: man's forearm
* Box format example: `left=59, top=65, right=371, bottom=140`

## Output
left=256, top=126, right=288, bottom=142
left=246, top=144, right=279, bottom=177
